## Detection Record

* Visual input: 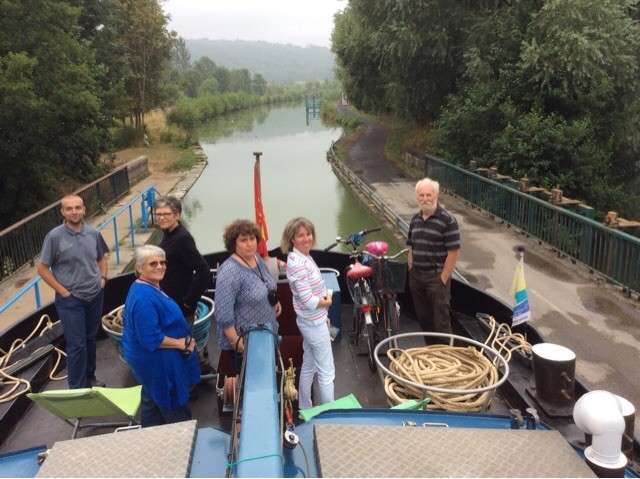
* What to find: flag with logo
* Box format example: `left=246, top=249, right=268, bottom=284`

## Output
left=254, top=159, right=269, bottom=258
left=510, top=255, right=531, bottom=326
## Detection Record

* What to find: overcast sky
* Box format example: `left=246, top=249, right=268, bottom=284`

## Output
left=162, top=0, right=345, bottom=48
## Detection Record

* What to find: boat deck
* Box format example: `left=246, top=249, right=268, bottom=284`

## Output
left=1, top=303, right=513, bottom=455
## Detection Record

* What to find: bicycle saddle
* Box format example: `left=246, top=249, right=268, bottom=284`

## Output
left=365, top=241, right=388, bottom=256
left=347, top=261, right=373, bottom=279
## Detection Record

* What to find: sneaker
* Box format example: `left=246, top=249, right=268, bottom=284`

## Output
left=88, top=379, right=106, bottom=388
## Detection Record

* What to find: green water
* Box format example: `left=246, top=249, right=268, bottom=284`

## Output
left=182, top=102, right=399, bottom=254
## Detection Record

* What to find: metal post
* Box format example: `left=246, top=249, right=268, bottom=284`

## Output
left=128, top=205, right=135, bottom=247
left=112, top=217, right=120, bottom=264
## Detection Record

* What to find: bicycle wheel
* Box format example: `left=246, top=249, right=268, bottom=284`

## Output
left=364, top=319, right=377, bottom=373
left=386, top=297, right=400, bottom=350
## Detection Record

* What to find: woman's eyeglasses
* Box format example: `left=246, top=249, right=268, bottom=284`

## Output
left=154, top=212, right=174, bottom=218
left=147, top=260, right=167, bottom=268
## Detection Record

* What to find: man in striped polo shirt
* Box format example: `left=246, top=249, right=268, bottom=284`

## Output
left=407, top=178, right=461, bottom=344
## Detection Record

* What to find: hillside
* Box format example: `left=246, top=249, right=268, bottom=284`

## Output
left=184, top=39, right=335, bottom=84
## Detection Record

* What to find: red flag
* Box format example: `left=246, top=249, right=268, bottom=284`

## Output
left=254, top=159, right=269, bottom=257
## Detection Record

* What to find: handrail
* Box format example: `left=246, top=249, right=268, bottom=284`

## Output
left=0, top=187, right=159, bottom=315
left=420, top=152, right=640, bottom=296
left=327, top=144, right=468, bottom=284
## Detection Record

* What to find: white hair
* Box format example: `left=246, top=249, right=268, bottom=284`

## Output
left=415, top=178, right=440, bottom=195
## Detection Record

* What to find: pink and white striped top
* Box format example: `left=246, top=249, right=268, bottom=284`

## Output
left=286, top=248, right=328, bottom=323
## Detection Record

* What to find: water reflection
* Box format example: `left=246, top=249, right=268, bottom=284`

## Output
left=183, top=101, right=397, bottom=253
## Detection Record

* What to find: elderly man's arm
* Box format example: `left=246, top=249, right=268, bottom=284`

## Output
left=441, top=249, right=459, bottom=284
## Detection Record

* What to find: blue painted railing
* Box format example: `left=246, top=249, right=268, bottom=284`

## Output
left=0, top=187, right=158, bottom=315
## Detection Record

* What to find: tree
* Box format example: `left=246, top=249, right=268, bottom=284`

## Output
left=119, top=0, right=173, bottom=127
left=251, top=73, right=267, bottom=95
left=228, top=68, right=252, bottom=93
left=0, top=0, right=107, bottom=227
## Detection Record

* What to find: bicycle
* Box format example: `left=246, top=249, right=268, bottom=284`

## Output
left=363, top=241, right=408, bottom=351
left=325, top=228, right=407, bottom=372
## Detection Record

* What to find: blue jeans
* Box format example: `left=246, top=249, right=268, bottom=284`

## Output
left=55, top=289, right=104, bottom=389
left=140, top=387, right=192, bottom=427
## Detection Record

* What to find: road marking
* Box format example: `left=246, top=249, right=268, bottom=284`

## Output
left=529, top=288, right=579, bottom=325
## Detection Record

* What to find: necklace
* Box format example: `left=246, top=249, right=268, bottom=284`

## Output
left=137, top=277, right=161, bottom=291
left=236, top=254, right=268, bottom=286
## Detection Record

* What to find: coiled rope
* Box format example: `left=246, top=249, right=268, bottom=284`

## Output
left=282, top=358, right=298, bottom=415
left=383, top=316, right=532, bottom=412
left=384, top=345, right=498, bottom=412
left=0, top=314, right=67, bottom=403
left=483, top=315, right=532, bottom=363
left=101, top=308, right=124, bottom=333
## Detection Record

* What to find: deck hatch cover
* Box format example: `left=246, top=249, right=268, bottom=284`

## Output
left=36, top=420, right=197, bottom=477
left=313, top=423, right=596, bottom=477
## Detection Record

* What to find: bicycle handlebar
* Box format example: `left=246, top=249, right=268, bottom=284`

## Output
left=324, top=227, right=383, bottom=252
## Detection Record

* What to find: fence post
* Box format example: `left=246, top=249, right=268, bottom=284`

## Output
left=112, top=217, right=120, bottom=264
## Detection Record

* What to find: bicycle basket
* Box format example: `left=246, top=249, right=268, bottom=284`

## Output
left=372, top=259, right=407, bottom=293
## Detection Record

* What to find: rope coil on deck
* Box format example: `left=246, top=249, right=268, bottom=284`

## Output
left=383, top=316, right=531, bottom=412
left=483, top=315, right=532, bottom=363
left=102, top=308, right=124, bottom=333
left=0, top=314, right=67, bottom=403
left=384, top=345, right=498, bottom=412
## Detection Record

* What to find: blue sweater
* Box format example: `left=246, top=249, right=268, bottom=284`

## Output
left=123, top=282, right=200, bottom=409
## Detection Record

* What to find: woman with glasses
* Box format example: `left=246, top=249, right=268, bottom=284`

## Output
left=122, top=245, right=201, bottom=427
left=154, top=195, right=214, bottom=379
left=215, top=219, right=281, bottom=375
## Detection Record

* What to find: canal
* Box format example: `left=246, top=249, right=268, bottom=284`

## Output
left=181, top=101, right=399, bottom=254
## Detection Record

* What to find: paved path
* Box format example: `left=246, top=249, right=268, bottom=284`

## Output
left=0, top=150, right=208, bottom=331
left=337, top=103, right=640, bottom=437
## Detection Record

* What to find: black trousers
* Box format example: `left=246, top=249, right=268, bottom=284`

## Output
left=408, top=267, right=452, bottom=345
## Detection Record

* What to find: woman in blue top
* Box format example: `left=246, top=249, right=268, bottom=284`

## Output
left=123, top=245, right=201, bottom=427
left=215, top=219, right=281, bottom=374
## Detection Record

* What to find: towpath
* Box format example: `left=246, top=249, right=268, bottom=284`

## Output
left=0, top=147, right=208, bottom=331
left=336, top=103, right=640, bottom=437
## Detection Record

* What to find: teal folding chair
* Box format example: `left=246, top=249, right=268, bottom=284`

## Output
left=27, top=385, right=142, bottom=439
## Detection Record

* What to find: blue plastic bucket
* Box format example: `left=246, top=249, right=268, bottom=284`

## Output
left=102, top=296, right=215, bottom=361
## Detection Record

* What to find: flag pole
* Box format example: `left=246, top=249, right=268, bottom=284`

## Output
left=253, top=151, right=269, bottom=258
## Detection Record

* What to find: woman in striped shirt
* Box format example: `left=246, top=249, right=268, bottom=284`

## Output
left=281, top=217, right=335, bottom=410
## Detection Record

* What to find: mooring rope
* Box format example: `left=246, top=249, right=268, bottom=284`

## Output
left=0, top=314, right=67, bottom=403
left=101, top=307, right=124, bottom=333
left=383, top=317, right=532, bottom=412
left=384, top=345, right=498, bottom=412
left=482, top=315, right=532, bottom=364
left=282, top=358, right=298, bottom=415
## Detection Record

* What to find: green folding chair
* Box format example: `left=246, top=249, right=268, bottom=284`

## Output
left=27, top=385, right=142, bottom=439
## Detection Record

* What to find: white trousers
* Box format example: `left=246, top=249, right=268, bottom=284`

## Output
left=296, top=317, right=335, bottom=409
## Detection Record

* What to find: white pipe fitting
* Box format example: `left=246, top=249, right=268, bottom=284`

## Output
left=573, top=390, right=627, bottom=470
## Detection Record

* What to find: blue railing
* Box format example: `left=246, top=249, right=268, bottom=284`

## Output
left=422, top=154, right=640, bottom=296
left=0, top=187, right=158, bottom=315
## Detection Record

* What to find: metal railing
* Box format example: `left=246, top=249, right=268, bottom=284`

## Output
left=0, top=157, right=148, bottom=282
left=327, top=144, right=409, bottom=237
left=0, top=187, right=158, bottom=315
left=422, top=153, right=640, bottom=296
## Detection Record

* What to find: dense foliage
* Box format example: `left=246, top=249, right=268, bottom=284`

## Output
left=332, top=0, right=640, bottom=217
